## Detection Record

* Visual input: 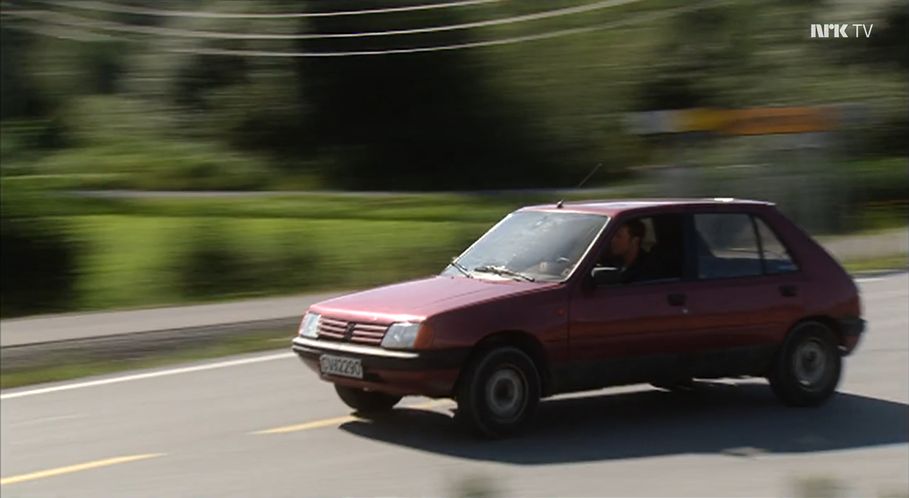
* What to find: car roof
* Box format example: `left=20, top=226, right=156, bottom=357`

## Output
left=520, top=198, right=774, bottom=217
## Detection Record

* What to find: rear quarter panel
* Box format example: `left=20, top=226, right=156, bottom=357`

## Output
left=759, top=207, right=862, bottom=348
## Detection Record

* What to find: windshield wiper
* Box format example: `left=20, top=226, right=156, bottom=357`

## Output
left=473, top=265, right=536, bottom=282
left=448, top=258, right=473, bottom=278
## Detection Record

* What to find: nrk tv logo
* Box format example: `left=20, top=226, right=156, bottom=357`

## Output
left=810, top=23, right=874, bottom=39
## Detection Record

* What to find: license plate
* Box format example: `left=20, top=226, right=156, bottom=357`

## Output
left=319, top=355, right=363, bottom=379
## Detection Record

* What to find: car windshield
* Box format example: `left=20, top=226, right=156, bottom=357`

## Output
left=443, top=210, right=609, bottom=282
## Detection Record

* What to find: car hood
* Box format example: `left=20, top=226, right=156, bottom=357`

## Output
left=309, top=275, right=555, bottom=322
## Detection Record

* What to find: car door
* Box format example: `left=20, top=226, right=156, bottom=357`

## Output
left=682, top=210, right=806, bottom=378
left=566, top=213, right=698, bottom=390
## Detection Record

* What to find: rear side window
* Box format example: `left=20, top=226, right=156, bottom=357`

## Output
left=693, top=213, right=762, bottom=279
left=755, top=217, right=798, bottom=273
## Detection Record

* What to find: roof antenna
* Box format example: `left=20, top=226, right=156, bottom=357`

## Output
left=557, top=162, right=602, bottom=209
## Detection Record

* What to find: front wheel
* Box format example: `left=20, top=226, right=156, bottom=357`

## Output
left=768, top=322, right=841, bottom=406
left=456, top=347, right=541, bottom=438
left=335, top=385, right=401, bottom=413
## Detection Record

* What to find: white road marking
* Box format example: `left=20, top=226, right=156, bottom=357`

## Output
left=0, top=352, right=295, bottom=400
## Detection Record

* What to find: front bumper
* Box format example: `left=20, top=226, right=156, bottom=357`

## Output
left=292, top=336, right=468, bottom=397
left=838, top=317, right=866, bottom=337
left=838, top=316, right=866, bottom=354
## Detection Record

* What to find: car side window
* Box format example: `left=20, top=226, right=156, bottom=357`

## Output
left=597, top=214, right=685, bottom=284
left=755, top=217, right=799, bottom=274
left=693, top=213, right=762, bottom=279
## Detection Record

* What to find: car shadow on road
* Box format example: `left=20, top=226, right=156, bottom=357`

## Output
left=338, top=381, right=909, bottom=465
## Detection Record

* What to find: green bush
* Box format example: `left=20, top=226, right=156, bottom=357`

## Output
left=0, top=185, right=80, bottom=316
left=848, top=158, right=909, bottom=203
left=0, top=218, right=79, bottom=317
left=271, top=233, right=326, bottom=292
left=174, top=224, right=325, bottom=301
left=17, top=96, right=275, bottom=191
left=175, top=224, right=256, bottom=299
left=37, top=141, right=270, bottom=191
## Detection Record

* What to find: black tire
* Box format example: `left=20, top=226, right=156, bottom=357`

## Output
left=456, top=347, right=541, bottom=438
left=334, top=385, right=401, bottom=413
left=768, top=321, right=841, bottom=407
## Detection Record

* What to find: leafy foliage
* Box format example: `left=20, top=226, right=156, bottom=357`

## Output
left=0, top=184, right=79, bottom=316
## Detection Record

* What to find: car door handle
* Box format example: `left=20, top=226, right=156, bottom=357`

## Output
left=779, top=284, right=798, bottom=297
left=667, top=293, right=687, bottom=306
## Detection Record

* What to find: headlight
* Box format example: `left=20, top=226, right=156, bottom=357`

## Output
left=298, top=312, right=320, bottom=338
left=381, top=322, right=421, bottom=349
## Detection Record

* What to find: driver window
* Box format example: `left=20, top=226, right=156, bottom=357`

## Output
left=597, top=214, right=685, bottom=284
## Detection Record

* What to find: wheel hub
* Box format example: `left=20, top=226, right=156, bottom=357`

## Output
left=485, top=366, right=527, bottom=421
left=793, top=338, right=829, bottom=390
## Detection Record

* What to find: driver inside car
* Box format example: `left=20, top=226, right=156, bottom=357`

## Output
left=603, top=219, right=660, bottom=284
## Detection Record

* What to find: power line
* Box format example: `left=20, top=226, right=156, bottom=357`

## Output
left=9, top=0, right=646, bottom=40
left=171, top=0, right=725, bottom=57
left=5, top=0, right=725, bottom=57
left=29, top=0, right=502, bottom=19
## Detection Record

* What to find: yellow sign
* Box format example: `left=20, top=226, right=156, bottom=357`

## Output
left=627, top=107, right=837, bottom=135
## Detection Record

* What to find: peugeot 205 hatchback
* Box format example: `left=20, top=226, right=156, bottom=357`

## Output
left=292, top=199, right=864, bottom=437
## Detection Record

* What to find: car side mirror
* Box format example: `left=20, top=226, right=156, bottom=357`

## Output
left=591, top=266, right=622, bottom=286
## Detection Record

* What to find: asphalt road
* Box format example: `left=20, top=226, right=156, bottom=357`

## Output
left=2, top=274, right=907, bottom=497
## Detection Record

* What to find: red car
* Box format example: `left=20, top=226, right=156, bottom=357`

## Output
left=293, top=199, right=864, bottom=437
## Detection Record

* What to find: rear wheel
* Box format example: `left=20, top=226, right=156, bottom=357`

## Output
left=456, top=347, right=541, bottom=438
left=334, top=385, right=401, bottom=413
left=768, top=322, right=841, bottom=406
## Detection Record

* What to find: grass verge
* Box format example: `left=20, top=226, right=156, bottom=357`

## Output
left=0, top=329, right=294, bottom=390
left=843, top=254, right=908, bottom=274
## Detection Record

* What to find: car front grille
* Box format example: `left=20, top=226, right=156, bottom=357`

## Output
left=317, top=316, right=389, bottom=346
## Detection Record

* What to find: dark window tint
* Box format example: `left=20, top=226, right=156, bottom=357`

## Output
left=596, top=214, right=685, bottom=284
left=694, top=213, right=762, bottom=279
left=756, top=217, right=798, bottom=273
